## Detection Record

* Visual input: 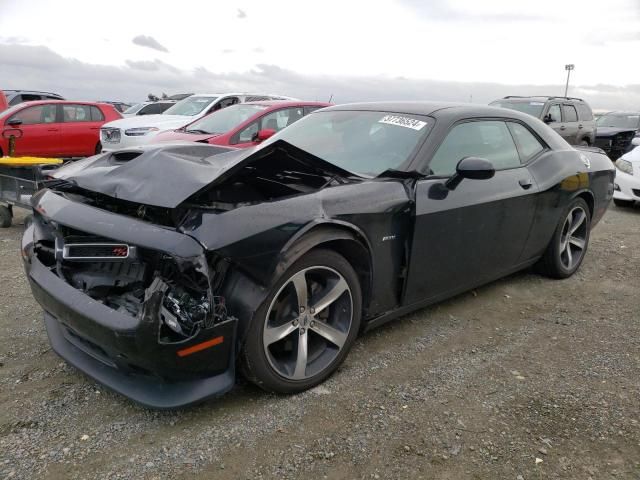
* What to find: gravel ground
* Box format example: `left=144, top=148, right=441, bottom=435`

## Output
left=1, top=205, right=639, bottom=480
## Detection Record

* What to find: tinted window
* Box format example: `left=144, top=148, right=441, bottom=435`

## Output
left=62, top=104, right=92, bottom=122
left=304, top=106, right=323, bottom=115
left=429, top=120, right=520, bottom=176
left=139, top=103, right=167, bottom=115
left=90, top=106, right=104, bottom=121
left=21, top=94, right=42, bottom=102
left=261, top=110, right=433, bottom=176
left=8, top=104, right=57, bottom=125
left=563, top=104, right=578, bottom=122
left=547, top=104, right=562, bottom=123
left=123, top=103, right=144, bottom=115
left=508, top=122, right=545, bottom=163
left=576, top=103, right=593, bottom=121
left=245, top=96, right=269, bottom=102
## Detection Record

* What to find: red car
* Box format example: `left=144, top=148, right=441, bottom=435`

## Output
left=152, top=101, right=331, bottom=148
left=0, top=91, right=8, bottom=113
left=0, top=100, right=122, bottom=157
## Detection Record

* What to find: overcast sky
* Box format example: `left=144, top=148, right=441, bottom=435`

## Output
left=1, top=0, right=639, bottom=108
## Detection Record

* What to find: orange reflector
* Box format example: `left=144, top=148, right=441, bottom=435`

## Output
left=176, top=336, right=224, bottom=357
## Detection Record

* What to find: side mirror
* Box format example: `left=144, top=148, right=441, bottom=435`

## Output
left=543, top=114, right=553, bottom=124
left=255, top=128, right=276, bottom=142
left=445, top=157, right=495, bottom=190
left=7, top=119, right=22, bottom=127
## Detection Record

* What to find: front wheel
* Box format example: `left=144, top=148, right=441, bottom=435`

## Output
left=240, top=249, right=362, bottom=393
left=537, top=197, right=591, bottom=278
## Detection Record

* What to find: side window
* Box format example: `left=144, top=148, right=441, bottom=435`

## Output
left=21, top=94, right=42, bottom=102
left=8, top=95, right=22, bottom=106
left=245, top=96, right=268, bottom=102
left=90, top=106, right=105, bottom=121
left=260, top=108, right=304, bottom=131
left=62, top=104, right=92, bottom=122
left=141, top=103, right=165, bottom=115
left=429, top=120, right=520, bottom=176
left=217, top=97, right=239, bottom=110
left=236, top=121, right=260, bottom=143
left=8, top=104, right=57, bottom=125
left=576, top=104, right=593, bottom=121
left=547, top=104, right=562, bottom=123
left=507, top=122, right=545, bottom=163
left=563, top=104, right=578, bottom=122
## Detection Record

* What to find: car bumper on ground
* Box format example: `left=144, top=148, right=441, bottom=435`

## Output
left=613, top=169, right=640, bottom=202
left=22, top=206, right=238, bottom=409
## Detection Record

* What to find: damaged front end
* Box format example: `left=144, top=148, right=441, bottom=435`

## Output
left=22, top=189, right=237, bottom=409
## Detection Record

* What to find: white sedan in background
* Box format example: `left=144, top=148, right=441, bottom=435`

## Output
left=613, top=145, right=640, bottom=207
left=100, top=92, right=294, bottom=151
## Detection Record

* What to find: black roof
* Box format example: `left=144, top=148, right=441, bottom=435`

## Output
left=324, top=101, right=530, bottom=119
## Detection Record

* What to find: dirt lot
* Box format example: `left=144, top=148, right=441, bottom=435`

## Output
left=1, top=205, right=639, bottom=480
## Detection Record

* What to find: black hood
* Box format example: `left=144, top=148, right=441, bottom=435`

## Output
left=595, top=126, right=637, bottom=138
left=52, top=141, right=355, bottom=209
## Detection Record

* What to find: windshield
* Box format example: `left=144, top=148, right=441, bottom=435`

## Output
left=490, top=100, right=545, bottom=118
left=185, top=104, right=268, bottom=134
left=122, top=103, right=143, bottom=114
left=261, top=110, right=433, bottom=176
left=163, top=96, right=217, bottom=116
left=596, top=114, right=640, bottom=129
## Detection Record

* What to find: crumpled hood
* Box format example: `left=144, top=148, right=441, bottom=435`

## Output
left=51, top=141, right=355, bottom=209
left=102, top=115, right=196, bottom=131
left=596, top=126, right=637, bottom=138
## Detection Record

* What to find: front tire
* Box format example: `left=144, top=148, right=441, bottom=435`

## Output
left=537, top=197, right=591, bottom=279
left=240, top=249, right=362, bottom=393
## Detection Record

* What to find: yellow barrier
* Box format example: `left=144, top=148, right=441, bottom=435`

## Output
left=0, top=156, right=63, bottom=166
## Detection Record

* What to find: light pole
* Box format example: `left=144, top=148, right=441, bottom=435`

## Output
left=564, top=64, right=575, bottom=97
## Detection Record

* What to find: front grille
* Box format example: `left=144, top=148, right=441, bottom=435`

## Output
left=101, top=128, right=121, bottom=143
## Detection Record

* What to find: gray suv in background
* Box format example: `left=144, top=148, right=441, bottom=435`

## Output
left=490, top=96, right=596, bottom=146
left=3, top=89, right=65, bottom=106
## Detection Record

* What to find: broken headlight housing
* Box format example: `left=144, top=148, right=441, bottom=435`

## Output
left=160, top=284, right=210, bottom=338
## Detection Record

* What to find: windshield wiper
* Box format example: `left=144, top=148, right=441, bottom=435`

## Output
left=185, top=129, right=210, bottom=134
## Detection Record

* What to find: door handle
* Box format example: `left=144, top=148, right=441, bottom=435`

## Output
left=47, top=128, right=58, bottom=132
left=559, top=125, right=566, bottom=131
left=578, top=124, right=583, bottom=129
left=519, top=178, right=533, bottom=189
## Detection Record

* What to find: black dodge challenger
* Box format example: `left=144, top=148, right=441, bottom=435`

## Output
left=22, top=102, right=615, bottom=408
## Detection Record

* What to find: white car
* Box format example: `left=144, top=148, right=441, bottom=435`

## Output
left=100, top=93, right=293, bottom=151
left=613, top=145, right=640, bottom=207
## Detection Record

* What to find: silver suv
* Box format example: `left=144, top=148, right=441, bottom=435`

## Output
left=490, top=96, right=596, bottom=146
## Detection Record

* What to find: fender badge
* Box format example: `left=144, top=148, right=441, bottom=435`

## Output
left=382, top=235, right=396, bottom=242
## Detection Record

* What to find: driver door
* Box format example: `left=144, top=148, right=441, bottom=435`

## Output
left=403, top=119, right=540, bottom=305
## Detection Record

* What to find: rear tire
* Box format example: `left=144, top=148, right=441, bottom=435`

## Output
left=95, top=142, right=102, bottom=155
left=537, top=197, right=590, bottom=279
left=613, top=198, right=634, bottom=208
left=0, top=205, right=12, bottom=228
left=580, top=140, right=589, bottom=147
left=240, top=249, right=362, bottom=393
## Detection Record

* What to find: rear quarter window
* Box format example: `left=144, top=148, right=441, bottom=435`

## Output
left=90, top=106, right=105, bottom=121
left=576, top=103, right=594, bottom=121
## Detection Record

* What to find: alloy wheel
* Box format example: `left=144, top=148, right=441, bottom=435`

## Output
left=263, top=266, right=353, bottom=380
left=559, top=206, right=588, bottom=270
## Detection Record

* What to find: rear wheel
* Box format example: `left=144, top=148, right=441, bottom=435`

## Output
left=613, top=198, right=634, bottom=208
left=241, top=249, right=362, bottom=393
left=537, top=197, right=590, bottom=278
left=580, top=140, right=590, bottom=147
left=95, top=142, right=102, bottom=155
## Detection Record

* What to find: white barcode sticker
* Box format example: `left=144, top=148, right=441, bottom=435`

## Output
left=379, top=115, right=427, bottom=130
